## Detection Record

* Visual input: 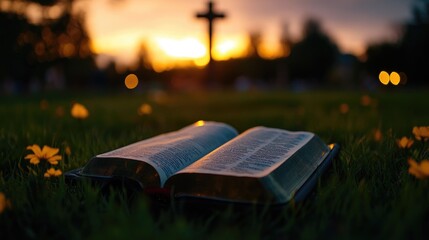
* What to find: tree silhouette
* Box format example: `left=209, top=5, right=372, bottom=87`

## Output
left=0, top=12, right=36, bottom=90
left=399, top=2, right=429, bottom=85
left=247, top=32, right=262, bottom=58
left=0, top=0, right=95, bottom=91
left=280, top=23, right=293, bottom=57
left=365, top=2, right=429, bottom=86
left=288, top=19, right=339, bottom=84
left=365, top=43, right=400, bottom=75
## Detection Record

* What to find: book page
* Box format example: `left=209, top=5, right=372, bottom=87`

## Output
left=178, top=127, right=315, bottom=178
left=95, top=121, right=238, bottom=186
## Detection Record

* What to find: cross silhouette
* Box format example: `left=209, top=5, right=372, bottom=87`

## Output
left=196, top=1, right=226, bottom=87
left=196, top=1, right=226, bottom=63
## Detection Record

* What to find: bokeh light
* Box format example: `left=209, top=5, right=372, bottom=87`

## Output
left=389, top=71, right=400, bottom=85
left=124, top=74, right=139, bottom=89
left=378, top=71, right=389, bottom=85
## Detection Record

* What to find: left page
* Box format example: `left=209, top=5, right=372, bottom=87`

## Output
left=82, top=121, right=238, bottom=186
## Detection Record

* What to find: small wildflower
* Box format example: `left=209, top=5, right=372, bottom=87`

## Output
left=138, top=103, right=152, bottom=115
left=0, top=192, right=12, bottom=214
left=40, top=99, right=49, bottom=111
left=71, top=102, right=89, bottom=119
left=55, top=106, right=65, bottom=117
left=339, top=103, right=349, bottom=114
left=412, top=126, right=429, bottom=141
left=408, top=158, right=429, bottom=179
left=374, top=129, right=382, bottom=142
left=25, top=144, right=62, bottom=165
left=360, top=95, right=372, bottom=106
left=65, top=146, right=71, bottom=156
left=44, top=168, right=62, bottom=178
left=397, top=136, right=414, bottom=149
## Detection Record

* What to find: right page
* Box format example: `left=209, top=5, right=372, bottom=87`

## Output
left=179, top=127, right=319, bottom=177
left=168, top=127, right=331, bottom=203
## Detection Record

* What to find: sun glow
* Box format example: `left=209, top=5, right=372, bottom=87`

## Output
left=258, top=41, right=284, bottom=59
left=91, top=33, right=140, bottom=56
left=150, top=37, right=209, bottom=72
left=156, top=37, right=206, bottom=59
left=213, top=40, right=236, bottom=60
left=148, top=35, right=249, bottom=71
left=92, top=33, right=265, bottom=72
left=213, top=36, right=248, bottom=60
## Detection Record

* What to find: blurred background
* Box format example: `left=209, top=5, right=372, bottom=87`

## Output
left=1, top=0, right=428, bottom=94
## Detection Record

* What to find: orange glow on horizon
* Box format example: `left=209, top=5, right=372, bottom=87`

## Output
left=213, top=35, right=249, bottom=60
left=88, top=30, right=369, bottom=72
left=156, top=37, right=206, bottom=59
left=19, top=0, right=401, bottom=72
left=258, top=40, right=284, bottom=59
left=91, top=32, right=258, bottom=71
left=152, top=36, right=249, bottom=68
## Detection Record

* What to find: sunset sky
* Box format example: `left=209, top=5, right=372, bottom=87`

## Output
left=73, top=0, right=416, bottom=71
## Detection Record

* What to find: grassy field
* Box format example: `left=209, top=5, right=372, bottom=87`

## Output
left=1, top=89, right=429, bottom=239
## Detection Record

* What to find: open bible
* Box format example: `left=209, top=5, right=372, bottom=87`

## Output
left=65, top=121, right=339, bottom=205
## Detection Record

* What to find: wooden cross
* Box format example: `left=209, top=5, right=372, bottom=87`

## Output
left=196, top=1, right=226, bottom=63
left=196, top=1, right=226, bottom=87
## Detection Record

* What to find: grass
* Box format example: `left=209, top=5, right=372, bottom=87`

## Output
left=1, top=89, right=429, bottom=239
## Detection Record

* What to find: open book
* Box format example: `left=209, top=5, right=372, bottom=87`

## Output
left=65, top=121, right=339, bottom=205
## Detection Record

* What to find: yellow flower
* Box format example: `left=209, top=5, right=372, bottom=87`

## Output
left=137, top=103, right=152, bottom=116
left=44, top=168, right=62, bottom=178
left=71, top=103, right=89, bottom=119
left=0, top=192, right=12, bottom=214
left=408, top=158, right=429, bottom=179
left=25, top=144, right=62, bottom=165
left=397, top=136, right=414, bottom=148
left=412, top=126, right=429, bottom=141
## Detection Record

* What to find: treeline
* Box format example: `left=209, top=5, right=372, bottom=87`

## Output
left=1, top=1, right=428, bottom=93
left=365, top=3, right=429, bottom=87
left=0, top=0, right=96, bottom=92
